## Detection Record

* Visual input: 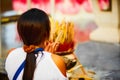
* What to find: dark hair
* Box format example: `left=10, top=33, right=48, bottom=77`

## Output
left=17, top=8, right=50, bottom=80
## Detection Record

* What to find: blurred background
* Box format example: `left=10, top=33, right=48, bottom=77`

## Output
left=0, top=0, right=120, bottom=80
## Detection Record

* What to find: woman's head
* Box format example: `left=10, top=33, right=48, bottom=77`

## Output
left=17, top=8, right=50, bottom=46
left=17, top=8, right=50, bottom=80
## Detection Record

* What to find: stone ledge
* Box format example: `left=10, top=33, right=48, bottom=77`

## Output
left=90, top=27, right=120, bottom=43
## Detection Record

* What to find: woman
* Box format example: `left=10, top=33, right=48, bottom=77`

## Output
left=5, top=8, right=67, bottom=80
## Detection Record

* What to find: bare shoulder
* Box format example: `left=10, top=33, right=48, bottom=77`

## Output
left=51, top=54, right=67, bottom=77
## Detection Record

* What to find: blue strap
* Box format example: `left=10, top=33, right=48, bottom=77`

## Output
left=34, top=48, right=44, bottom=54
left=13, top=60, right=25, bottom=80
left=13, top=48, right=43, bottom=80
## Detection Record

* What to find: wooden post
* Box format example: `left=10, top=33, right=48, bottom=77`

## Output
left=50, top=0, right=55, bottom=17
left=0, top=19, right=1, bottom=58
left=27, top=0, right=31, bottom=10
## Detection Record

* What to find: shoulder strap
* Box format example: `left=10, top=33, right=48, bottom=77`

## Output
left=12, top=48, right=43, bottom=80
left=13, top=60, right=25, bottom=80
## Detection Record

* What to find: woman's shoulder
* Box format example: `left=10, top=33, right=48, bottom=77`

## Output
left=51, top=54, right=67, bottom=77
left=5, top=47, right=26, bottom=78
left=51, top=54, right=64, bottom=63
left=8, top=47, right=23, bottom=54
left=6, top=47, right=26, bottom=61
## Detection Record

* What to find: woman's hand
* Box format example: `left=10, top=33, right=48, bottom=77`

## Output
left=45, top=41, right=59, bottom=53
